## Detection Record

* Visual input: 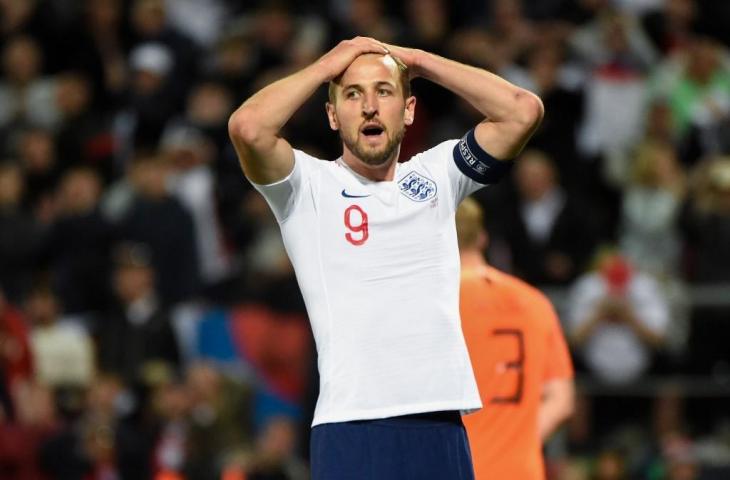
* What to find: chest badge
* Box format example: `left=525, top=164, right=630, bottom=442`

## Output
left=398, top=171, right=437, bottom=202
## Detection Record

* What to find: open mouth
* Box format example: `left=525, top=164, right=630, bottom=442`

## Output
left=361, top=124, right=385, bottom=138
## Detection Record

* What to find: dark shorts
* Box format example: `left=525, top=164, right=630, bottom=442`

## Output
left=310, top=411, right=475, bottom=480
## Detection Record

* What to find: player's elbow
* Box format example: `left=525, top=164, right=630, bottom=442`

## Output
left=546, top=379, right=576, bottom=423
left=513, top=90, right=544, bottom=131
left=228, top=107, right=265, bottom=147
left=562, top=389, right=576, bottom=421
left=558, top=381, right=576, bottom=423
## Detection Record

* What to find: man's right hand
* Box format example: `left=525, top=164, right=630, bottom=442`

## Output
left=229, top=37, right=389, bottom=185
left=317, top=37, right=390, bottom=82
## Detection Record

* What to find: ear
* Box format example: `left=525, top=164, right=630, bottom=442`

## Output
left=404, top=96, right=417, bottom=126
left=326, top=102, right=339, bottom=131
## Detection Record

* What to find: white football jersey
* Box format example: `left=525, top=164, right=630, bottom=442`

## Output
left=253, top=139, right=491, bottom=426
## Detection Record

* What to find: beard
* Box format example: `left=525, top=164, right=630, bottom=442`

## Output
left=341, top=124, right=406, bottom=167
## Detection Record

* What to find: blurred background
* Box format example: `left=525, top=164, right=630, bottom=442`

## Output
left=0, top=0, right=729, bottom=478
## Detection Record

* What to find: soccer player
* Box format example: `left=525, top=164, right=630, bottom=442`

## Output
left=228, top=37, right=543, bottom=479
left=456, top=197, right=575, bottom=480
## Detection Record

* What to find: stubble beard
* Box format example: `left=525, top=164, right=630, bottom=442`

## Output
left=341, top=125, right=406, bottom=167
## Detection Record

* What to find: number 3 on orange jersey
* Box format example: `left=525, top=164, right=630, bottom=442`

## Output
left=491, top=329, right=524, bottom=404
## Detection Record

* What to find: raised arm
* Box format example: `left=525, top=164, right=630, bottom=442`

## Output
left=228, top=37, right=389, bottom=184
left=385, top=45, right=544, bottom=160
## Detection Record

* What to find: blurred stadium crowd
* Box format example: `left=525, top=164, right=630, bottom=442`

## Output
left=1, top=0, right=730, bottom=478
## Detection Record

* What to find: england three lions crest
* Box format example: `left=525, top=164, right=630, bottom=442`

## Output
left=398, top=171, right=437, bottom=202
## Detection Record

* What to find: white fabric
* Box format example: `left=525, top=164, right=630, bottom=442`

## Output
left=521, top=188, right=566, bottom=244
left=0, top=79, right=59, bottom=130
left=620, top=186, right=682, bottom=276
left=252, top=140, right=483, bottom=426
left=164, top=0, right=228, bottom=47
left=578, top=74, right=647, bottom=158
left=567, top=271, right=670, bottom=384
left=170, top=165, right=230, bottom=284
left=31, top=322, right=95, bottom=387
left=126, top=294, right=159, bottom=327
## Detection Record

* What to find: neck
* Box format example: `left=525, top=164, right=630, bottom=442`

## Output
left=341, top=147, right=400, bottom=182
left=460, top=249, right=488, bottom=270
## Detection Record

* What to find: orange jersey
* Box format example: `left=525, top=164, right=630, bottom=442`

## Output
left=460, top=266, right=573, bottom=480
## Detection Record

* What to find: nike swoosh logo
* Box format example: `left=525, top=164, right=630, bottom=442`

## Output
left=341, top=189, right=371, bottom=198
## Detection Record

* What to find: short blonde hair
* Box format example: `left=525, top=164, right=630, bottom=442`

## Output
left=327, top=54, right=411, bottom=104
left=456, top=197, right=484, bottom=249
left=630, top=141, right=678, bottom=186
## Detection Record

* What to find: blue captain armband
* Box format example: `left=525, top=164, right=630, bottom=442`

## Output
left=452, top=129, right=513, bottom=184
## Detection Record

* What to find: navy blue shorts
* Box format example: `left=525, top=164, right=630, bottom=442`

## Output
left=310, top=411, right=475, bottom=480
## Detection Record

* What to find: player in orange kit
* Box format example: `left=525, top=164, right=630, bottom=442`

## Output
left=457, top=197, right=575, bottom=480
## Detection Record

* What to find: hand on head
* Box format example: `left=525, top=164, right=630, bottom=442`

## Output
left=318, top=37, right=390, bottom=81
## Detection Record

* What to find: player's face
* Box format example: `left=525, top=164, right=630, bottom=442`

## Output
left=327, top=54, right=416, bottom=167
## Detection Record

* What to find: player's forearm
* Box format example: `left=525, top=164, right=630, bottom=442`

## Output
left=414, top=50, right=544, bottom=130
left=538, top=379, right=575, bottom=441
left=228, top=63, right=328, bottom=149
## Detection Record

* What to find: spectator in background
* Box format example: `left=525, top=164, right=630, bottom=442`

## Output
left=567, top=250, right=670, bottom=385
left=641, top=0, right=697, bottom=55
left=41, top=167, right=114, bottom=314
left=592, top=448, right=629, bottom=480
left=680, top=156, right=730, bottom=283
left=27, top=286, right=95, bottom=389
left=180, top=82, right=252, bottom=254
left=14, top=126, right=60, bottom=222
left=572, top=7, right=657, bottom=183
left=129, top=0, right=200, bottom=97
left=162, top=0, right=230, bottom=49
left=0, top=287, right=33, bottom=415
left=503, top=149, right=597, bottom=285
left=241, top=416, right=308, bottom=480
left=150, top=379, right=191, bottom=478
left=68, top=0, right=130, bottom=112
left=331, top=0, right=399, bottom=45
left=649, top=35, right=730, bottom=164
left=206, top=24, right=258, bottom=104
left=0, top=35, right=58, bottom=132
left=483, top=0, right=538, bottom=65
left=183, top=80, right=235, bottom=151
left=396, top=0, right=454, bottom=137
left=618, top=142, right=690, bottom=361
left=619, top=141, right=686, bottom=278
left=54, top=71, right=116, bottom=181
left=0, top=381, right=59, bottom=480
left=252, top=2, right=299, bottom=72
left=0, top=162, right=40, bottom=303
left=161, top=123, right=232, bottom=293
left=118, top=151, right=200, bottom=305
left=38, top=374, right=153, bottom=480
left=399, top=0, right=450, bottom=54
left=504, top=43, right=585, bottom=195
left=114, top=42, right=179, bottom=155
left=680, top=157, right=730, bottom=376
left=96, top=242, right=180, bottom=386
left=239, top=191, right=291, bottom=301
left=184, top=361, right=254, bottom=480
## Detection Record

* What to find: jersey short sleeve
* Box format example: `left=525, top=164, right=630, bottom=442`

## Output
left=250, top=149, right=316, bottom=223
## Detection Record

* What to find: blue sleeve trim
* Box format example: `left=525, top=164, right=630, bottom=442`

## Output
left=452, top=129, right=513, bottom=184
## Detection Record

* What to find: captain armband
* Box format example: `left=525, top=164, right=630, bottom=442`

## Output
left=452, top=129, right=513, bottom=184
